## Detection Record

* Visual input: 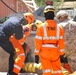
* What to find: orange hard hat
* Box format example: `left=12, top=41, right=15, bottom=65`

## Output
left=24, top=13, right=34, bottom=24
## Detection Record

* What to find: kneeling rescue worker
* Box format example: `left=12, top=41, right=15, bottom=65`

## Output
left=9, top=13, right=35, bottom=75
left=34, top=5, right=65, bottom=75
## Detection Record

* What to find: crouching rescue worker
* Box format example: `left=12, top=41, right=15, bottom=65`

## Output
left=34, top=5, right=65, bottom=75
left=56, top=10, right=73, bottom=73
left=9, top=13, right=35, bottom=75
left=0, top=16, right=26, bottom=75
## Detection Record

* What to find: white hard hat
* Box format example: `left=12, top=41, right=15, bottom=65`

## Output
left=56, top=10, right=68, bottom=19
left=44, top=5, right=55, bottom=13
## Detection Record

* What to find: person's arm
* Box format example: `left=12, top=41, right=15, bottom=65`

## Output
left=14, top=24, right=23, bottom=40
left=34, top=27, right=43, bottom=63
left=58, top=26, right=65, bottom=55
left=22, top=25, right=31, bottom=37
left=14, top=24, right=27, bottom=45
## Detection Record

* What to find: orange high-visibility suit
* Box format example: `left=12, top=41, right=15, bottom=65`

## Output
left=34, top=20, right=65, bottom=75
left=9, top=24, right=32, bottom=74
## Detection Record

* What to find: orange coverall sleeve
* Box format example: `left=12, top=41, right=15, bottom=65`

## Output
left=34, top=26, right=43, bottom=55
left=58, top=26, right=65, bottom=55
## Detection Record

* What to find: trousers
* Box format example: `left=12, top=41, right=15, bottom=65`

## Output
left=0, top=40, right=15, bottom=73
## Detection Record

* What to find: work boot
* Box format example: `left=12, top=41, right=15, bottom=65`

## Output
left=7, top=72, right=18, bottom=75
left=63, top=63, right=73, bottom=73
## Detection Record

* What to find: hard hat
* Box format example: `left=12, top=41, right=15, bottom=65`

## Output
left=24, top=13, right=34, bottom=24
left=56, top=10, right=68, bottom=19
left=44, top=5, right=55, bottom=13
left=35, top=20, right=42, bottom=28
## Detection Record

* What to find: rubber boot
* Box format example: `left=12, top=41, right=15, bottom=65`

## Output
left=63, top=63, right=73, bottom=73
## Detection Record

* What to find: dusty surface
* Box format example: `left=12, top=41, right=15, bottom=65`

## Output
left=0, top=72, right=38, bottom=75
left=0, top=47, right=9, bottom=72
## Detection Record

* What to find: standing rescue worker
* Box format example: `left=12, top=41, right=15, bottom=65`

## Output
left=9, top=13, right=35, bottom=75
left=56, top=10, right=73, bottom=73
left=0, top=13, right=34, bottom=75
left=34, top=5, right=65, bottom=75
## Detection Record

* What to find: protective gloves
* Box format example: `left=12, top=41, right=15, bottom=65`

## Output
left=23, top=26, right=29, bottom=32
left=60, top=54, right=68, bottom=63
left=35, top=55, right=39, bottom=64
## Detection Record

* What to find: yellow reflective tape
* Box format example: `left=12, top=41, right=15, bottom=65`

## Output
left=14, top=64, right=21, bottom=70
left=15, top=57, right=21, bottom=63
left=44, top=9, right=55, bottom=13
left=15, top=48, right=20, bottom=52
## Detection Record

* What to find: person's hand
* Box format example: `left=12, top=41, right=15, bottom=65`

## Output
left=23, top=26, right=29, bottom=32
left=60, top=54, right=68, bottom=63
left=35, top=55, right=39, bottom=64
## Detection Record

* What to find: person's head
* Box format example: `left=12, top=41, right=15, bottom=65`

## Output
left=24, top=12, right=34, bottom=24
left=31, top=20, right=43, bottom=31
left=56, top=10, right=68, bottom=22
left=44, top=5, right=55, bottom=20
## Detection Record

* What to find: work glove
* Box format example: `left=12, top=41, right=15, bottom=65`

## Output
left=35, top=55, right=39, bottom=64
left=60, top=54, right=68, bottom=63
left=23, top=26, right=29, bottom=32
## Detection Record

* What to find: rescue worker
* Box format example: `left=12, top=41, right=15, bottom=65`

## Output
left=34, top=5, right=65, bottom=75
left=56, top=10, right=73, bottom=73
left=0, top=16, right=26, bottom=75
left=0, top=12, right=34, bottom=75
left=9, top=12, right=35, bottom=75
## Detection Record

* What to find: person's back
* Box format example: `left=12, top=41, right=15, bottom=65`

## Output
left=0, top=17, right=23, bottom=40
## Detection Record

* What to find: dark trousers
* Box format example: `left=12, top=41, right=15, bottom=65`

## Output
left=0, top=40, right=15, bottom=73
